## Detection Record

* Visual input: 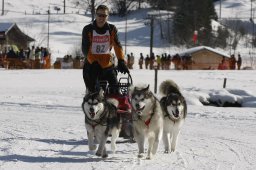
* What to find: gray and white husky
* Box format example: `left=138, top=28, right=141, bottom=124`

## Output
left=82, top=89, right=121, bottom=158
left=130, top=84, right=163, bottom=159
left=159, top=80, right=187, bottom=153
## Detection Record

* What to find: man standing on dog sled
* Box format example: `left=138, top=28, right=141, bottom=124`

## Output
left=82, top=5, right=129, bottom=93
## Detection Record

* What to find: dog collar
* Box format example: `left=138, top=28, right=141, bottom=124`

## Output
left=138, top=112, right=153, bottom=128
left=144, top=116, right=152, bottom=128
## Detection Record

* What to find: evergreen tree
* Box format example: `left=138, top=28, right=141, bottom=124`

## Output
left=215, top=26, right=230, bottom=48
left=173, top=0, right=217, bottom=46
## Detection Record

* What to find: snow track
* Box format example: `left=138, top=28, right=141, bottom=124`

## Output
left=1, top=70, right=256, bottom=169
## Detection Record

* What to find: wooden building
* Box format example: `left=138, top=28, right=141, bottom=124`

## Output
left=179, top=46, right=230, bottom=70
left=0, top=23, right=35, bottom=52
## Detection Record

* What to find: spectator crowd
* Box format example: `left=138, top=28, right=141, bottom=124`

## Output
left=0, top=45, right=51, bottom=69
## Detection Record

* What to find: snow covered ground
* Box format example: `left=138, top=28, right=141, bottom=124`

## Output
left=1, top=0, right=256, bottom=169
left=0, top=69, right=256, bottom=170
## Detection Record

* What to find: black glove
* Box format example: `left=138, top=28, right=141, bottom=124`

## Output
left=117, top=60, right=129, bottom=74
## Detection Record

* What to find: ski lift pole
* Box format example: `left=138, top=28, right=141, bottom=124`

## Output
left=2, top=0, right=4, bottom=16
left=47, top=7, right=50, bottom=50
left=154, top=62, right=158, bottom=93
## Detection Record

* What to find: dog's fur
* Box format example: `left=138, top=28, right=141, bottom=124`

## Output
left=159, top=80, right=187, bottom=153
left=82, top=89, right=121, bottom=158
left=130, top=84, right=163, bottom=159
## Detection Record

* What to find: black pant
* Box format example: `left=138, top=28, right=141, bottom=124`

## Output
left=83, top=61, right=118, bottom=93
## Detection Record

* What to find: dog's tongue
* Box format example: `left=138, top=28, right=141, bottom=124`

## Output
left=174, top=110, right=179, bottom=117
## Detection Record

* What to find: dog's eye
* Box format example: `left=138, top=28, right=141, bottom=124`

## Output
left=141, top=98, right=144, bottom=102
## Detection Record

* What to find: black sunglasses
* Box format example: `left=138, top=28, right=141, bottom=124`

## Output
left=96, top=13, right=108, bottom=18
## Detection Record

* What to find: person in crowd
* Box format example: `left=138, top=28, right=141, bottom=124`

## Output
left=26, top=47, right=31, bottom=60
left=29, top=46, right=35, bottom=60
left=130, top=52, right=134, bottom=69
left=28, top=46, right=35, bottom=69
left=145, top=54, right=150, bottom=69
left=218, top=56, right=228, bottom=70
left=149, top=52, right=155, bottom=70
left=81, top=5, right=129, bottom=93
left=6, top=48, right=17, bottom=58
left=161, top=54, right=165, bottom=70
left=35, top=46, right=41, bottom=60
left=18, top=49, right=25, bottom=60
left=127, top=53, right=131, bottom=69
left=138, top=53, right=144, bottom=69
left=166, top=54, right=172, bottom=70
left=156, top=55, right=161, bottom=70
left=229, top=54, right=236, bottom=70
left=237, top=54, right=242, bottom=70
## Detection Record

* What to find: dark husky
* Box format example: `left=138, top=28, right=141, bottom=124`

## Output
left=82, top=89, right=121, bottom=158
left=159, top=80, right=187, bottom=153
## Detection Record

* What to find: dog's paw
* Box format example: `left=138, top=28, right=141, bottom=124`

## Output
left=137, top=153, right=144, bottom=158
left=102, top=153, right=108, bottom=158
left=95, top=151, right=101, bottom=157
left=171, top=148, right=176, bottom=152
left=146, top=154, right=153, bottom=160
left=164, top=150, right=170, bottom=154
left=111, top=144, right=116, bottom=154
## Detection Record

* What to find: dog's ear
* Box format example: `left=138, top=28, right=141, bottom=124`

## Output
left=141, top=84, right=150, bottom=93
left=143, top=84, right=152, bottom=97
left=83, top=94, right=89, bottom=102
left=181, top=95, right=186, bottom=105
left=146, top=84, right=150, bottom=91
left=160, top=97, right=167, bottom=107
left=99, top=88, right=104, bottom=99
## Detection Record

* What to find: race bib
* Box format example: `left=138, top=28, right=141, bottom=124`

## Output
left=91, top=30, right=110, bottom=54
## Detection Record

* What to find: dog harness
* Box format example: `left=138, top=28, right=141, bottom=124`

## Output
left=144, top=116, right=153, bottom=128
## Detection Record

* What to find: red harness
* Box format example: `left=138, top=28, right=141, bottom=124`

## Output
left=144, top=117, right=151, bottom=128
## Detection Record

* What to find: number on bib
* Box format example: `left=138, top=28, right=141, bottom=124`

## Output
left=96, top=45, right=106, bottom=53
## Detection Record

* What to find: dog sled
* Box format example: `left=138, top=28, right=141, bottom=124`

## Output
left=99, top=71, right=133, bottom=140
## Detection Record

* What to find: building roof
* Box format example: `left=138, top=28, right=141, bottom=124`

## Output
left=0, top=23, right=15, bottom=33
left=0, top=22, right=34, bottom=41
left=179, top=46, right=230, bottom=58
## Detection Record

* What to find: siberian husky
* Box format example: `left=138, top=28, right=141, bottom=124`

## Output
left=82, top=89, right=121, bottom=158
left=159, top=80, right=187, bottom=153
left=130, top=84, right=163, bottom=159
